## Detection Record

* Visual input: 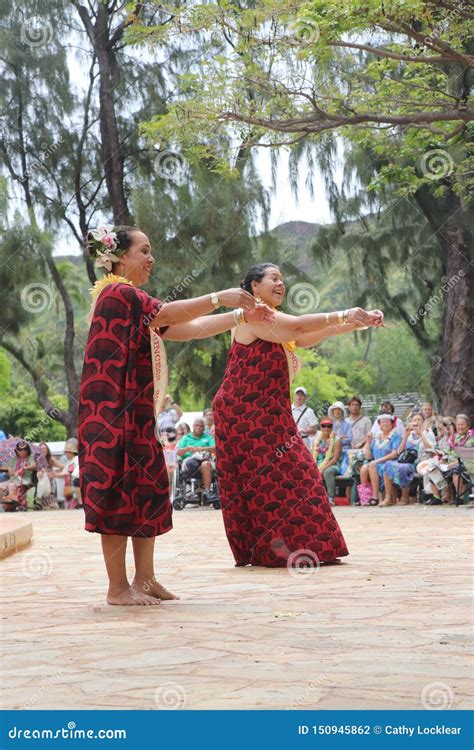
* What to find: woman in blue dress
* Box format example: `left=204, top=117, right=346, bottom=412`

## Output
left=359, top=414, right=402, bottom=505
left=381, top=413, right=435, bottom=506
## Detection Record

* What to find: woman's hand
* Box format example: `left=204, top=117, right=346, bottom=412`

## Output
left=347, top=308, right=384, bottom=328
left=218, top=288, right=257, bottom=312
left=245, top=304, right=275, bottom=324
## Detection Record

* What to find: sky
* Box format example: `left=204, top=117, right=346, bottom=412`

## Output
left=256, top=149, right=333, bottom=231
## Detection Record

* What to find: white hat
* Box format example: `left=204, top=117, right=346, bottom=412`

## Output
left=328, top=401, right=347, bottom=418
left=295, top=386, right=307, bottom=396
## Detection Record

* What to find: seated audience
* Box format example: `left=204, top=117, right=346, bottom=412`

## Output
left=177, top=418, right=216, bottom=501
left=347, top=397, right=372, bottom=449
left=328, top=401, right=352, bottom=474
left=371, top=401, right=405, bottom=438
left=176, top=423, right=191, bottom=440
left=358, top=415, right=402, bottom=505
left=381, top=414, right=435, bottom=506
left=312, top=418, right=342, bottom=506
left=4, top=440, right=37, bottom=511
left=203, top=408, right=215, bottom=437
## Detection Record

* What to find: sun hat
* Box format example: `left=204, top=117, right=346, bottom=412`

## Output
left=328, top=401, right=347, bottom=418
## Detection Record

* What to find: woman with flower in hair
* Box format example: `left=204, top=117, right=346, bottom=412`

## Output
left=212, top=263, right=384, bottom=567
left=79, top=225, right=274, bottom=606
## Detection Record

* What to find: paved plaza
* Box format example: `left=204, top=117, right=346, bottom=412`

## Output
left=1, top=507, right=472, bottom=710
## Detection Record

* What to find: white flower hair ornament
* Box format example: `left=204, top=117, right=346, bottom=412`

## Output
left=87, top=225, right=125, bottom=272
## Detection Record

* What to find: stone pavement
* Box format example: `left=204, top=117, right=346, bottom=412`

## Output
left=0, top=507, right=472, bottom=710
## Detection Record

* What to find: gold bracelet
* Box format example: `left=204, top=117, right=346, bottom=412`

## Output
left=342, top=309, right=350, bottom=324
left=233, top=308, right=247, bottom=327
left=239, top=308, right=247, bottom=325
left=337, top=310, right=344, bottom=325
left=325, top=312, right=330, bottom=326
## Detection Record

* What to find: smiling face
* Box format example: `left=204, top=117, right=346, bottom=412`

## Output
left=456, top=416, right=469, bottom=435
left=193, top=420, right=205, bottom=437
left=251, top=266, right=285, bottom=307
left=379, top=417, right=393, bottom=434
left=116, top=231, right=154, bottom=287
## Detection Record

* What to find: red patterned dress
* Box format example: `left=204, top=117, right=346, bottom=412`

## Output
left=213, top=339, right=349, bottom=566
left=78, top=282, right=172, bottom=538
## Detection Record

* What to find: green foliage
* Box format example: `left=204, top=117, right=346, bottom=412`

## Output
left=0, top=386, right=67, bottom=441
left=321, top=324, right=432, bottom=398
left=0, top=351, right=12, bottom=397
left=136, top=0, right=473, bottom=203
left=292, top=349, right=352, bottom=411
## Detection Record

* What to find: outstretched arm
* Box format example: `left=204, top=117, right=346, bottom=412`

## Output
left=295, top=320, right=371, bottom=348
left=162, top=307, right=274, bottom=341
left=163, top=313, right=236, bottom=341
left=151, top=288, right=258, bottom=328
left=245, top=308, right=384, bottom=345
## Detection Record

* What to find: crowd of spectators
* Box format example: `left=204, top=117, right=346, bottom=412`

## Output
left=290, top=389, right=474, bottom=507
left=1, top=390, right=472, bottom=512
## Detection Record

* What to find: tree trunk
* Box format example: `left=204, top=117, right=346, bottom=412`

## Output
left=416, top=187, right=473, bottom=415
left=74, top=2, right=133, bottom=226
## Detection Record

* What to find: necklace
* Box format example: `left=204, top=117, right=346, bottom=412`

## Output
left=90, top=273, right=134, bottom=302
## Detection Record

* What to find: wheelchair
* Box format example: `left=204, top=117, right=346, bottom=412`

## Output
left=171, top=455, right=221, bottom=511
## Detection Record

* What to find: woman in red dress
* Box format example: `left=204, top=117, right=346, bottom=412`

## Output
left=213, top=263, right=384, bottom=568
left=79, top=227, right=273, bottom=605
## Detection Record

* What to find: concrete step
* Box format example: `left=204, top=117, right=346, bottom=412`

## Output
left=0, top=515, right=33, bottom=559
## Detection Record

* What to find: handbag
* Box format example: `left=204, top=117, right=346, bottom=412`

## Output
left=356, top=482, right=372, bottom=506
left=398, top=448, right=418, bottom=464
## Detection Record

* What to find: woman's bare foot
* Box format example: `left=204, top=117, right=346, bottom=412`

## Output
left=106, top=586, right=161, bottom=606
left=132, top=578, right=180, bottom=601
